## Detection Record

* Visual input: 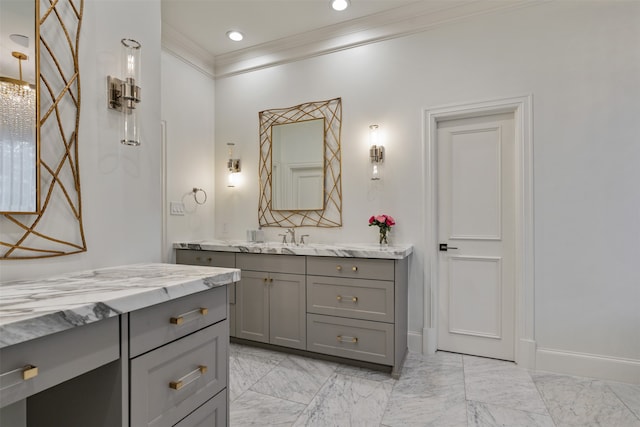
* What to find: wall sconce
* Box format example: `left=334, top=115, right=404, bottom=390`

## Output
left=369, top=124, right=384, bottom=180
left=107, top=39, right=142, bottom=146
left=227, top=143, right=241, bottom=187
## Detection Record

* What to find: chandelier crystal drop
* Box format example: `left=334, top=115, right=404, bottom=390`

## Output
left=0, top=80, right=36, bottom=142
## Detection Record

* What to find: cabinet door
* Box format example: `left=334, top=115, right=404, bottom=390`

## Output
left=236, top=271, right=269, bottom=343
left=270, top=273, right=306, bottom=350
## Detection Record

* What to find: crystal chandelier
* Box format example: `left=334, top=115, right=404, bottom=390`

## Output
left=0, top=51, right=37, bottom=213
left=0, top=51, right=36, bottom=144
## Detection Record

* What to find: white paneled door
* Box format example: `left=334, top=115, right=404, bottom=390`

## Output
left=437, top=113, right=516, bottom=361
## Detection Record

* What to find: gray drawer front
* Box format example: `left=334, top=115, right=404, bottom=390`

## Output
left=307, top=314, right=394, bottom=365
left=307, top=276, right=394, bottom=323
left=307, top=257, right=394, bottom=281
left=0, top=317, right=119, bottom=407
left=174, top=390, right=227, bottom=427
left=176, top=250, right=236, bottom=268
left=237, top=253, right=305, bottom=274
left=130, top=321, right=228, bottom=427
left=130, top=287, right=227, bottom=357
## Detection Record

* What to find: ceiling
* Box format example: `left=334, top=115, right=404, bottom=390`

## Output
left=161, top=0, right=420, bottom=58
left=161, top=0, right=532, bottom=78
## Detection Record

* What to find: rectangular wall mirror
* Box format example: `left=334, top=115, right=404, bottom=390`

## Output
left=0, top=0, right=39, bottom=213
left=259, top=97, right=342, bottom=228
left=271, top=118, right=325, bottom=211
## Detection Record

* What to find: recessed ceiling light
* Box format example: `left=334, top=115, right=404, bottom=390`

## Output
left=331, top=0, right=350, bottom=12
left=9, top=34, right=29, bottom=48
left=226, top=30, right=244, bottom=42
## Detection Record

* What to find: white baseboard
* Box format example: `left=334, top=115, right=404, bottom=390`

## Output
left=536, top=347, right=640, bottom=384
left=408, top=331, right=423, bottom=353
left=517, top=338, right=536, bottom=369
left=422, top=327, right=438, bottom=354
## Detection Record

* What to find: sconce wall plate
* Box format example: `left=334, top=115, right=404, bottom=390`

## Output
left=107, top=76, right=141, bottom=112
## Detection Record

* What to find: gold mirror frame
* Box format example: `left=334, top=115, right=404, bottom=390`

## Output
left=259, top=97, right=342, bottom=228
left=1, top=0, right=86, bottom=259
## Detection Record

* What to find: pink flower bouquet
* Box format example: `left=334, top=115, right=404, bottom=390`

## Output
left=368, top=214, right=395, bottom=245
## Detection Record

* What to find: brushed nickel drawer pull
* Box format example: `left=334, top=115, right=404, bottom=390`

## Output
left=169, top=365, right=208, bottom=391
left=336, top=265, right=342, bottom=271
left=336, top=295, right=358, bottom=303
left=0, top=365, right=39, bottom=382
left=336, top=335, right=358, bottom=344
left=352, top=266, right=358, bottom=272
left=170, top=307, right=208, bottom=325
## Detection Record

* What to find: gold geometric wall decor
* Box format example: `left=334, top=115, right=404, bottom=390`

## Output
left=258, top=97, right=342, bottom=228
left=1, top=0, right=86, bottom=259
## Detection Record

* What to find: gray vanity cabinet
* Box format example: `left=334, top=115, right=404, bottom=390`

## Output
left=174, top=248, right=409, bottom=378
left=306, top=256, right=408, bottom=377
left=176, top=249, right=237, bottom=337
left=236, top=254, right=307, bottom=350
left=129, top=287, right=229, bottom=427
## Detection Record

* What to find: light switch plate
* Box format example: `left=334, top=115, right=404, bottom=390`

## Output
left=170, top=202, right=185, bottom=216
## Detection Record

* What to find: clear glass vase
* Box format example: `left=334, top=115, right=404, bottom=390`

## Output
left=379, top=229, right=388, bottom=246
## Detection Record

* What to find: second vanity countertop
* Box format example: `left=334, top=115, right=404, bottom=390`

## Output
left=174, top=240, right=413, bottom=260
left=0, top=263, right=240, bottom=349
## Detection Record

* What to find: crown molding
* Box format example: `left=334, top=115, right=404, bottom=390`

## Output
left=162, top=23, right=215, bottom=78
left=162, top=0, right=541, bottom=79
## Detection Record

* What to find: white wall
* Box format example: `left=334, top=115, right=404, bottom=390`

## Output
left=161, top=51, right=216, bottom=262
left=213, top=1, right=640, bottom=381
left=0, top=0, right=162, bottom=281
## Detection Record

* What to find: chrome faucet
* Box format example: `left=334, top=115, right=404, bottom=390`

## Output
left=286, top=228, right=296, bottom=245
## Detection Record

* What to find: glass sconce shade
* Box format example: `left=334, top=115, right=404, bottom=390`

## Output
left=227, top=143, right=241, bottom=187
left=107, top=38, right=142, bottom=146
left=369, top=124, right=384, bottom=180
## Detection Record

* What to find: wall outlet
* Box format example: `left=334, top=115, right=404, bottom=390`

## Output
left=170, top=202, right=185, bottom=216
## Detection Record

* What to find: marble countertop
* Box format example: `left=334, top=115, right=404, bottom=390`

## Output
left=174, top=240, right=413, bottom=260
left=0, top=263, right=240, bottom=349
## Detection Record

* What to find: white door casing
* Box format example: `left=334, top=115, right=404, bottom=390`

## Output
left=422, top=96, right=535, bottom=368
left=437, top=114, right=515, bottom=360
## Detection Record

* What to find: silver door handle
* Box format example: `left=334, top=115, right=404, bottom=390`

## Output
left=439, top=243, right=459, bottom=251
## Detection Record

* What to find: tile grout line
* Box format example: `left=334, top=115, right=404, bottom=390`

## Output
left=604, top=382, right=640, bottom=422
left=530, top=370, right=559, bottom=427
left=289, top=363, right=340, bottom=427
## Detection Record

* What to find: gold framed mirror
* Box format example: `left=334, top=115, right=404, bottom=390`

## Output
left=259, top=97, right=342, bottom=228
left=1, top=0, right=86, bottom=259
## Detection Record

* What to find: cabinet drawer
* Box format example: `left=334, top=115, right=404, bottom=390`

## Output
left=237, top=253, right=305, bottom=274
left=174, top=390, right=227, bottom=427
left=130, top=321, right=228, bottom=427
left=176, top=250, right=236, bottom=268
left=307, top=276, right=394, bottom=323
left=130, top=287, right=227, bottom=357
left=307, top=257, right=394, bottom=281
left=307, top=314, right=394, bottom=365
left=0, top=317, right=119, bottom=407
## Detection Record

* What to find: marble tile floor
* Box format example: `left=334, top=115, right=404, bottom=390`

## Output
left=229, top=343, right=640, bottom=427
